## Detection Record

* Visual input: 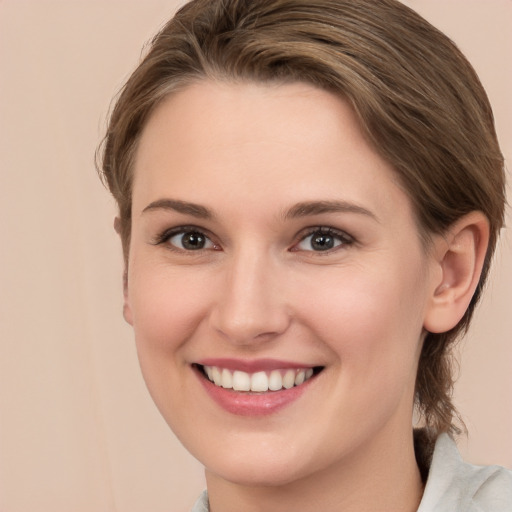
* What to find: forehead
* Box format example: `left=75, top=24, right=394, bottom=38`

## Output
left=132, top=80, right=413, bottom=225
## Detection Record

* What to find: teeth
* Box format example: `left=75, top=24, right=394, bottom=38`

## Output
left=268, top=370, right=283, bottom=391
left=221, top=368, right=233, bottom=389
left=251, top=371, right=269, bottom=392
left=212, top=366, right=222, bottom=386
left=232, top=370, right=251, bottom=391
left=283, top=369, right=295, bottom=389
left=202, top=365, right=317, bottom=392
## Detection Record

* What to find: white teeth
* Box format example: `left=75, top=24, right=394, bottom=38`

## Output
left=251, top=371, right=269, bottom=392
left=212, top=366, right=222, bottom=386
left=283, top=369, right=295, bottom=389
left=268, top=370, right=283, bottom=391
left=203, top=365, right=317, bottom=392
left=232, top=370, right=251, bottom=391
left=221, top=368, right=233, bottom=389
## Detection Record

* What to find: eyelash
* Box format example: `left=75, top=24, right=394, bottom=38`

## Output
left=152, top=225, right=354, bottom=253
left=292, top=226, right=354, bottom=253
left=152, top=225, right=219, bottom=252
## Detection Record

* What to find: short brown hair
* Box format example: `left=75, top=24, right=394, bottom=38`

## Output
left=98, top=0, right=506, bottom=440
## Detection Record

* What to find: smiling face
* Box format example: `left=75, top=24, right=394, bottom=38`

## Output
left=126, top=80, right=439, bottom=488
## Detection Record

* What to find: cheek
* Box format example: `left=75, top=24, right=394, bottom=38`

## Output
left=126, top=265, right=215, bottom=421
left=127, top=264, right=214, bottom=370
left=295, top=262, right=427, bottom=381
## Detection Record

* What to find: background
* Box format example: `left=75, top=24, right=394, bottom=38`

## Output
left=0, top=1, right=510, bottom=511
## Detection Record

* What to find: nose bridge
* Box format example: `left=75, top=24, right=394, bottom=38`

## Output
left=210, top=244, right=289, bottom=344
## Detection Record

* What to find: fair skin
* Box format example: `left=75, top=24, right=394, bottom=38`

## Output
left=122, top=81, right=488, bottom=512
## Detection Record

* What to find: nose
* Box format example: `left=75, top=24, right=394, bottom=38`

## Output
left=209, top=249, right=290, bottom=346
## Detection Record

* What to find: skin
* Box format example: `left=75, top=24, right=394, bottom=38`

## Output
left=123, top=81, right=488, bottom=512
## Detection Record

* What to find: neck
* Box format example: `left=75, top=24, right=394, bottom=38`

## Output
left=205, top=427, right=424, bottom=512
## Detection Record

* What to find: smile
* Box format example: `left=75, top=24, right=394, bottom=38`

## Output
left=194, top=361, right=324, bottom=416
left=200, top=365, right=316, bottom=392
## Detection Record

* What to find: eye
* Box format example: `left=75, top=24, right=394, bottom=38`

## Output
left=294, top=227, right=353, bottom=252
left=155, top=228, right=217, bottom=251
left=169, top=230, right=214, bottom=250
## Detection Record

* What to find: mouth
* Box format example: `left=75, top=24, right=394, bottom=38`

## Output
left=192, top=359, right=325, bottom=415
left=195, top=364, right=323, bottom=393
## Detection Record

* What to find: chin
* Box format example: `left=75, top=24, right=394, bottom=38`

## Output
left=209, top=460, right=309, bottom=488
left=198, top=439, right=323, bottom=488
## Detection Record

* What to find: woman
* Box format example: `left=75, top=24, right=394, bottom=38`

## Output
left=98, top=0, right=512, bottom=510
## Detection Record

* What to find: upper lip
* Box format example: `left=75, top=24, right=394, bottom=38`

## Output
left=194, top=358, right=318, bottom=373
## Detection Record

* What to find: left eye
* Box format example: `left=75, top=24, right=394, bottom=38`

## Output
left=295, top=228, right=352, bottom=252
left=168, top=230, right=215, bottom=251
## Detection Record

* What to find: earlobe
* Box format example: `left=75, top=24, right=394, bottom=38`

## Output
left=114, top=216, right=122, bottom=235
left=424, top=212, right=489, bottom=334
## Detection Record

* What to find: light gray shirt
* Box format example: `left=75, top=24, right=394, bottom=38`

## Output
left=190, top=434, right=512, bottom=511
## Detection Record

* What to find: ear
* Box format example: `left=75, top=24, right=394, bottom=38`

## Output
left=423, top=212, right=489, bottom=334
left=114, top=216, right=122, bottom=235
left=114, top=217, right=134, bottom=325
left=122, top=269, right=133, bottom=326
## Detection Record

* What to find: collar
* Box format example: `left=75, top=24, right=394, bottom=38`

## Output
left=417, top=433, right=512, bottom=512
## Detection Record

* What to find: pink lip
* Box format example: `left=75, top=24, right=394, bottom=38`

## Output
left=196, top=358, right=315, bottom=373
left=193, top=364, right=318, bottom=417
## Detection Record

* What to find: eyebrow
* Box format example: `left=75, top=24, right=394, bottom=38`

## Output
left=283, top=200, right=379, bottom=222
left=142, top=199, right=214, bottom=219
left=141, top=198, right=378, bottom=222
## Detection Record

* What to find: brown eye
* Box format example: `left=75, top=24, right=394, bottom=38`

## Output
left=169, top=231, right=213, bottom=250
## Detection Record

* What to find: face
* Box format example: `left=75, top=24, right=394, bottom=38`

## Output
left=126, top=81, right=438, bottom=487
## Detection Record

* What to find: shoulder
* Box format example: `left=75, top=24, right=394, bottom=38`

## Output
left=418, top=433, right=512, bottom=512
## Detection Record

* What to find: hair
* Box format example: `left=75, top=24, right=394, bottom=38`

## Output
left=98, top=0, right=506, bottom=444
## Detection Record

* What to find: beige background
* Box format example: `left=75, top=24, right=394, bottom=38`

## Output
left=0, top=1, right=510, bottom=511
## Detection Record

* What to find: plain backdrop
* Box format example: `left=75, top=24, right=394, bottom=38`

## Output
left=0, top=1, right=511, bottom=511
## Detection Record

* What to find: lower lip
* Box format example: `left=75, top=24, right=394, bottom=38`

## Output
left=195, top=367, right=315, bottom=416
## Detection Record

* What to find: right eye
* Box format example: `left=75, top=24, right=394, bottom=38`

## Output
left=167, top=230, right=215, bottom=251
